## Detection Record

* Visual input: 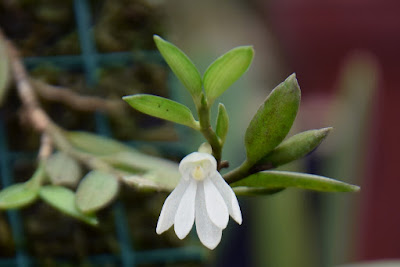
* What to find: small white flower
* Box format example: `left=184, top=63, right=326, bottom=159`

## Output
left=156, top=152, right=242, bottom=250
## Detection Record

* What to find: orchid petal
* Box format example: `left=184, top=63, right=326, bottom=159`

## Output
left=179, top=152, right=217, bottom=174
left=156, top=178, right=190, bottom=234
left=195, top=183, right=222, bottom=250
left=211, top=172, right=242, bottom=224
left=203, top=178, right=229, bottom=229
left=174, top=179, right=197, bottom=239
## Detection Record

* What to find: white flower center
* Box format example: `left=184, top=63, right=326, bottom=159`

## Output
left=192, top=165, right=205, bottom=181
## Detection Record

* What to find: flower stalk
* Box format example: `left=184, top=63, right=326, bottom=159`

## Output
left=197, top=96, right=223, bottom=169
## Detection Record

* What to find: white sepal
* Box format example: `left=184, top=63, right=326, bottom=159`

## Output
left=174, top=179, right=197, bottom=239
left=156, top=178, right=190, bottom=234
left=211, top=172, right=242, bottom=225
left=195, top=184, right=222, bottom=250
left=203, top=179, right=229, bottom=229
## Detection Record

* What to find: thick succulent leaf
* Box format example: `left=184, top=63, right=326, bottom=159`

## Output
left=39, top=186, right=98, bottom=226
left=0, top=164, right=45, bottom=209
left=75, top=171, right=119, bottom=213
left=233, top=186, right=285, bottom=196
left=244, top=74, right=300, bottom=165
left=0, top=39, right=10, bottom=106
left=123, top=94, right=200, bottom=130
left=100, top=151, right=180, bottom=191
left=259, top=127, right=332, bottom=167
left=215, top=103, right=229, bottom=145
left=231, top=171, right=360, bottom=192
left=0, top=183, right=38, bottom=209
left=46, top=152, right=82, bottom=187
left=153, top=35, right=202, bottom=101
left=204, top=46, right=254, bottom=104
left=66, top=131, right=130, bottom=156
left=122, top=173, right=172, bottom=192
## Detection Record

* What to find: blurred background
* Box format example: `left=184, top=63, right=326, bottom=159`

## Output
left=0, top=0, right=399, bottom=266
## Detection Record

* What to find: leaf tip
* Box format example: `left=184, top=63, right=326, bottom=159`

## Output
left=284, top=73, right=301, bottom=98
left=320, top=127, right=334, bottom=136
left=350, top=185, right=361, bottom=192
left=240, top=45, right=255, bottom=62
left=121, top=95, right=131, bottom=101
left=153, top=34, right=162, bottom=42
left=243, top=45, right=254, bottom=52
left=88, top=218, right=99, bottom=227
left=122, top=94, right=141, bottom=102
left=286, top=73, right=299, bottom=86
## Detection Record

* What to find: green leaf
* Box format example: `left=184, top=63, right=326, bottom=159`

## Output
left=0, top=183, right=39, bottom=209
left=46, top=152, right=82, bottom=187
left=215, top=103, right=229, bottom=145
left=259, top=127, right=332, bottom=168
left=233, top=186, right=285, bottom=196
left=231, top=171, right=360, bottom=192
left=0, top=39, right=10, bottom=106
left=123, top=94, right=200, bottom=130
left=39, top=186, right=98, bottom=226
left=66, top=131, right=130, bottom=156
left=122, top=173, right=171, bottom=192
left=203, top=46, right=254, bottom=104
left=99, top=151, right=180, bottom=191
left=0, top=164, right=46, bottom=209
left=75, top=171, right=119, bottom=213
left=244, top=74, right=301, bottom=165
left=153, top=35, right=202, bottom=102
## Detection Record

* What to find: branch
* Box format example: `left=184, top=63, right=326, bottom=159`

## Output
left=0, top=29, right=120, bottom=180
left=38, top=133, right=53, bottom=161
left=31, top=78, right=125, bottom=114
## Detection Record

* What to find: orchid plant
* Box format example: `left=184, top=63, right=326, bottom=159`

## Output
left=0, top=34, right=359, bottom=250
left=122, top=35, right=360, bottom=249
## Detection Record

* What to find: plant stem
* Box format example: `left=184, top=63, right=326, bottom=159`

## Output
left=197, top=98, right=223, bottom=168
left=31, top=78, right=124, bottom=114
left=223, top=160, right=252, bottom=184
left=47, top=123, right=121, bottom=178
left=1, top=28, right=120, bottom=180
left=27, top=160, right=47, bottom=189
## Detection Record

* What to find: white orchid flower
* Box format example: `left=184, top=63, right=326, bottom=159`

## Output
left=156, top=152, right=242, bottom=250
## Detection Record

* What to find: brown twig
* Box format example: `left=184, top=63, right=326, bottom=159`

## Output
left=6, top=45, right=50, bottom=132
left=31, top=78, right=125, bottom=114
left=0, top=28, right=120, bottom=179
left=38, top=133, right=53, bottom=161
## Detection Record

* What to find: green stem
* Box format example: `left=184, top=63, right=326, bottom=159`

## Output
left=26, top=160, right=47, bottom=189
left=223, top=160, right=252, bottom=184
left=197, top=98, right=222, bottom=167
